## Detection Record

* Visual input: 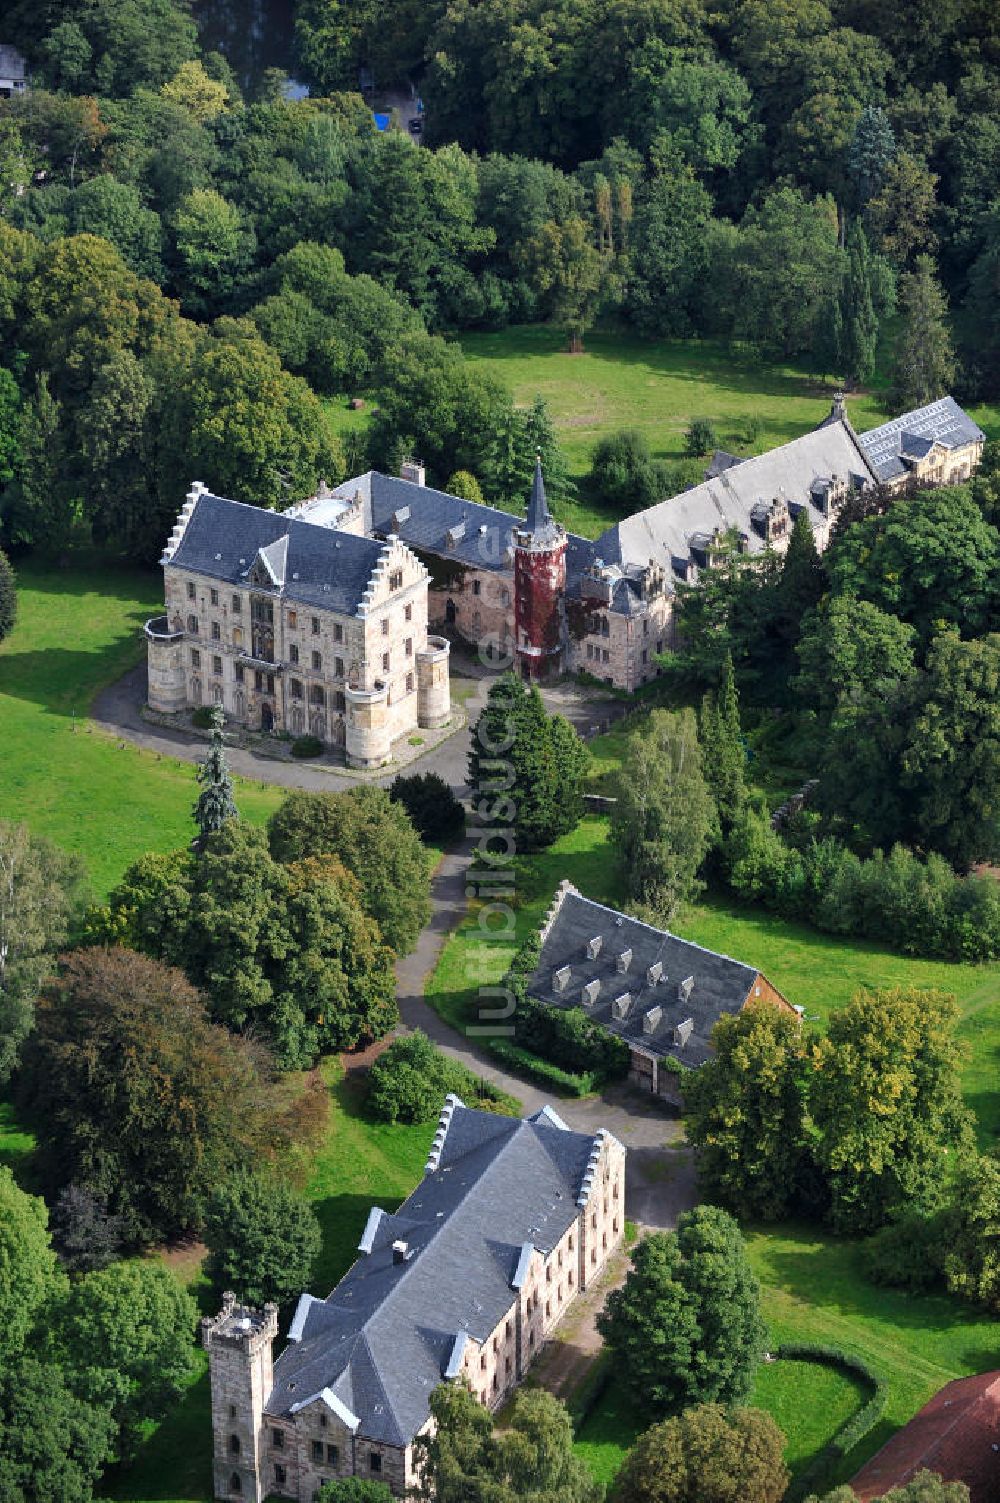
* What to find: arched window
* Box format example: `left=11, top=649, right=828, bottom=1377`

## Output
left=290, top=706, right=304, bottom=735
left=233, top=691, right=245, bottom=720
left=310, top=712, right=327, bottom=741
left=190, top=677, right=202, bottom=704
left=230, top=1473, right=242, bottom=1495
left=212, top=683, right=223, bottom=705
left=229, top=1435, right=240, bottom=1456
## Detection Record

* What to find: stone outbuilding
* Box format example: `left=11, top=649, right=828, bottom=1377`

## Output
left=203, top=1098, right=625, bottom=1501
left=524, top=882, right=796, bottom=1105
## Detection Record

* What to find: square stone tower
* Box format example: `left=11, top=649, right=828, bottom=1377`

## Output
left=202, top=1293, right=279, bottom=1503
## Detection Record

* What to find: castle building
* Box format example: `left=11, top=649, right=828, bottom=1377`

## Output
left=525, top=882, right=796, bottom=1106
left=202, top=1099, right=626, bottom=1501
left=145, top=486, right=450, bottom=769
left=149, top=395, right=983, bottom=717
left=305, top=393, right=980, bottom=694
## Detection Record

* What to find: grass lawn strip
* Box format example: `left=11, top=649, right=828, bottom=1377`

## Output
left=0, top=558, right=283, bottom=897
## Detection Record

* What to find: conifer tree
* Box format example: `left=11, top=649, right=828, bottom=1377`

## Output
left=890, top=255, right=956, bottom=413
left=699, top=653, right=746, bottom=834
left=0, top=547, right=16, bottom=644
left=524, top=394, right=575, bottom=504
left=193, top=706, right=238, bottom=841
left=840, top=223, right=878, bottom=386
left=848, top=105, right=896, bottom=211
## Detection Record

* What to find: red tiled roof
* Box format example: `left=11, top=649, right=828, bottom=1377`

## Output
left=851, top=1371, right=1000, bottom=1502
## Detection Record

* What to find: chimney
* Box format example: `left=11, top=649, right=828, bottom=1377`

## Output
left=392, top=1240, right=409, bottom=1265
left=401, top=459, right=426, bottom=487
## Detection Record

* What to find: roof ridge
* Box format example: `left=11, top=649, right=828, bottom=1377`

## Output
left=557, top=888, right=757, bottom=974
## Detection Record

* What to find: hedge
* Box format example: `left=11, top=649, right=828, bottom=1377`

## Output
left=486, top=1039, right=598, bottom=1097
left=772, top=1343, right=887, bottom=1502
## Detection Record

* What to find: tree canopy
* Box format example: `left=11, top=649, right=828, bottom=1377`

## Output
left=598, top=1207, right=767, bottom=1415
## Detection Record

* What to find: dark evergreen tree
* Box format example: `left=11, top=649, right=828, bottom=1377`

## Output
left=469, top=673, right=588, bottom=852
left=193, top=705, right=238, bottom=841
left=49, top=1185, right=123, bottom=1273
left=0, top=548, right=15, bottom=644
left=699, top=653, right=746, bottom=834
left=777, top=510, right=825, bottom=640
left=890, top=255, right=956, bottom=413
left=523, top=394, right=575, bottom=505
left=204, top=1170, right=321, bottom=1307
left=848, top=105, right=896, bottom=211
left=840, top=222, right=879, bottom=386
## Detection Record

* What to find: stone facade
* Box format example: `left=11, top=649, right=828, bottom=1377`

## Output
left=202, top=1296, right=279, bottom=1503
left=203, top=1104, right=625, bottom=1502
left=146, top=484, right=450, bottom=769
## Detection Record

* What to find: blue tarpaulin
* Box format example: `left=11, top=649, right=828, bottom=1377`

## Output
left=373, top=112, right=391, bottom=131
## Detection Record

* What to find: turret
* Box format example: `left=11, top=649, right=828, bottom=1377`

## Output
left=202, top=1293, right=279, bottom=1503
left=513, top=458, right=567, bottom=679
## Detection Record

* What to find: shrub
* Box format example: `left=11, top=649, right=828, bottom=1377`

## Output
left=291, top=734, right=323, bottom=758
left=486, top=1038, right=598, bottom=1096
left=861, top=1211, right=946, bottom=1294
left=685, top=417, right=719, bottom=456
left=513, top=995, right=629, bottom=1081
left=367, top=1031, right=518, bottom=1123
left=389, top=773, right=465, bottom=843
left=191, top=705, right=215, bottom=728
left=722, top=813, right=1000, bottom=963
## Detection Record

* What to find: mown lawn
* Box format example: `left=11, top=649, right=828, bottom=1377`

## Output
left=0, top=556, right=284, bottom=896
left=574, top=1224, right=1000, bottom=1493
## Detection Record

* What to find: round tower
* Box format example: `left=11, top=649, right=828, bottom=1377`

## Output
left=416, top=635, right=451, bottom=729
left=345, top=682, right=391, bottom=769
left=144, top=615, right=187, bottom=713
left=513, top=457, right=567, bottom=679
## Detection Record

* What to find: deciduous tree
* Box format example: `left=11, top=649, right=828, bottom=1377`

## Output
left=610, top=708, right=717, bottom=918
left=18, top=947, right=285, bottom=1245
left=0, top=1168, right=62, bottom=1363
left=598, top=1208, right=767, bottom=1415
left=50, top=1260, right=197, bottom=1459
left=267, top=787, right=431, bottom=955
left=204, top=1171, right=321, bottom=1308
left=0, top=821, right=86, bottom=1082
left=614, top=1403, right=789, bottom=1503
left=810, top=987, right=973, bottom=1232
left=685, top=1006, right=809, bottom=1220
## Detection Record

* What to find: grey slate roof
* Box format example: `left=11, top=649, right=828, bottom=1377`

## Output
left=331, top=471, right=598, bottom=584
left=167, top=492, right=389, bottom=615
left=266, top=1102, right=611, bottom=1446
left=0, top=46, right=26, bottom=80
left=856, top=397, right=985, bottom=483
left=595, top=417, right=875, bottom=572
left=527, top=884, right=783, bottom=1068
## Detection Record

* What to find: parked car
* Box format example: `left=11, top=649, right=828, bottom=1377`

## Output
left=408, top=118, right=423, bottom=134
